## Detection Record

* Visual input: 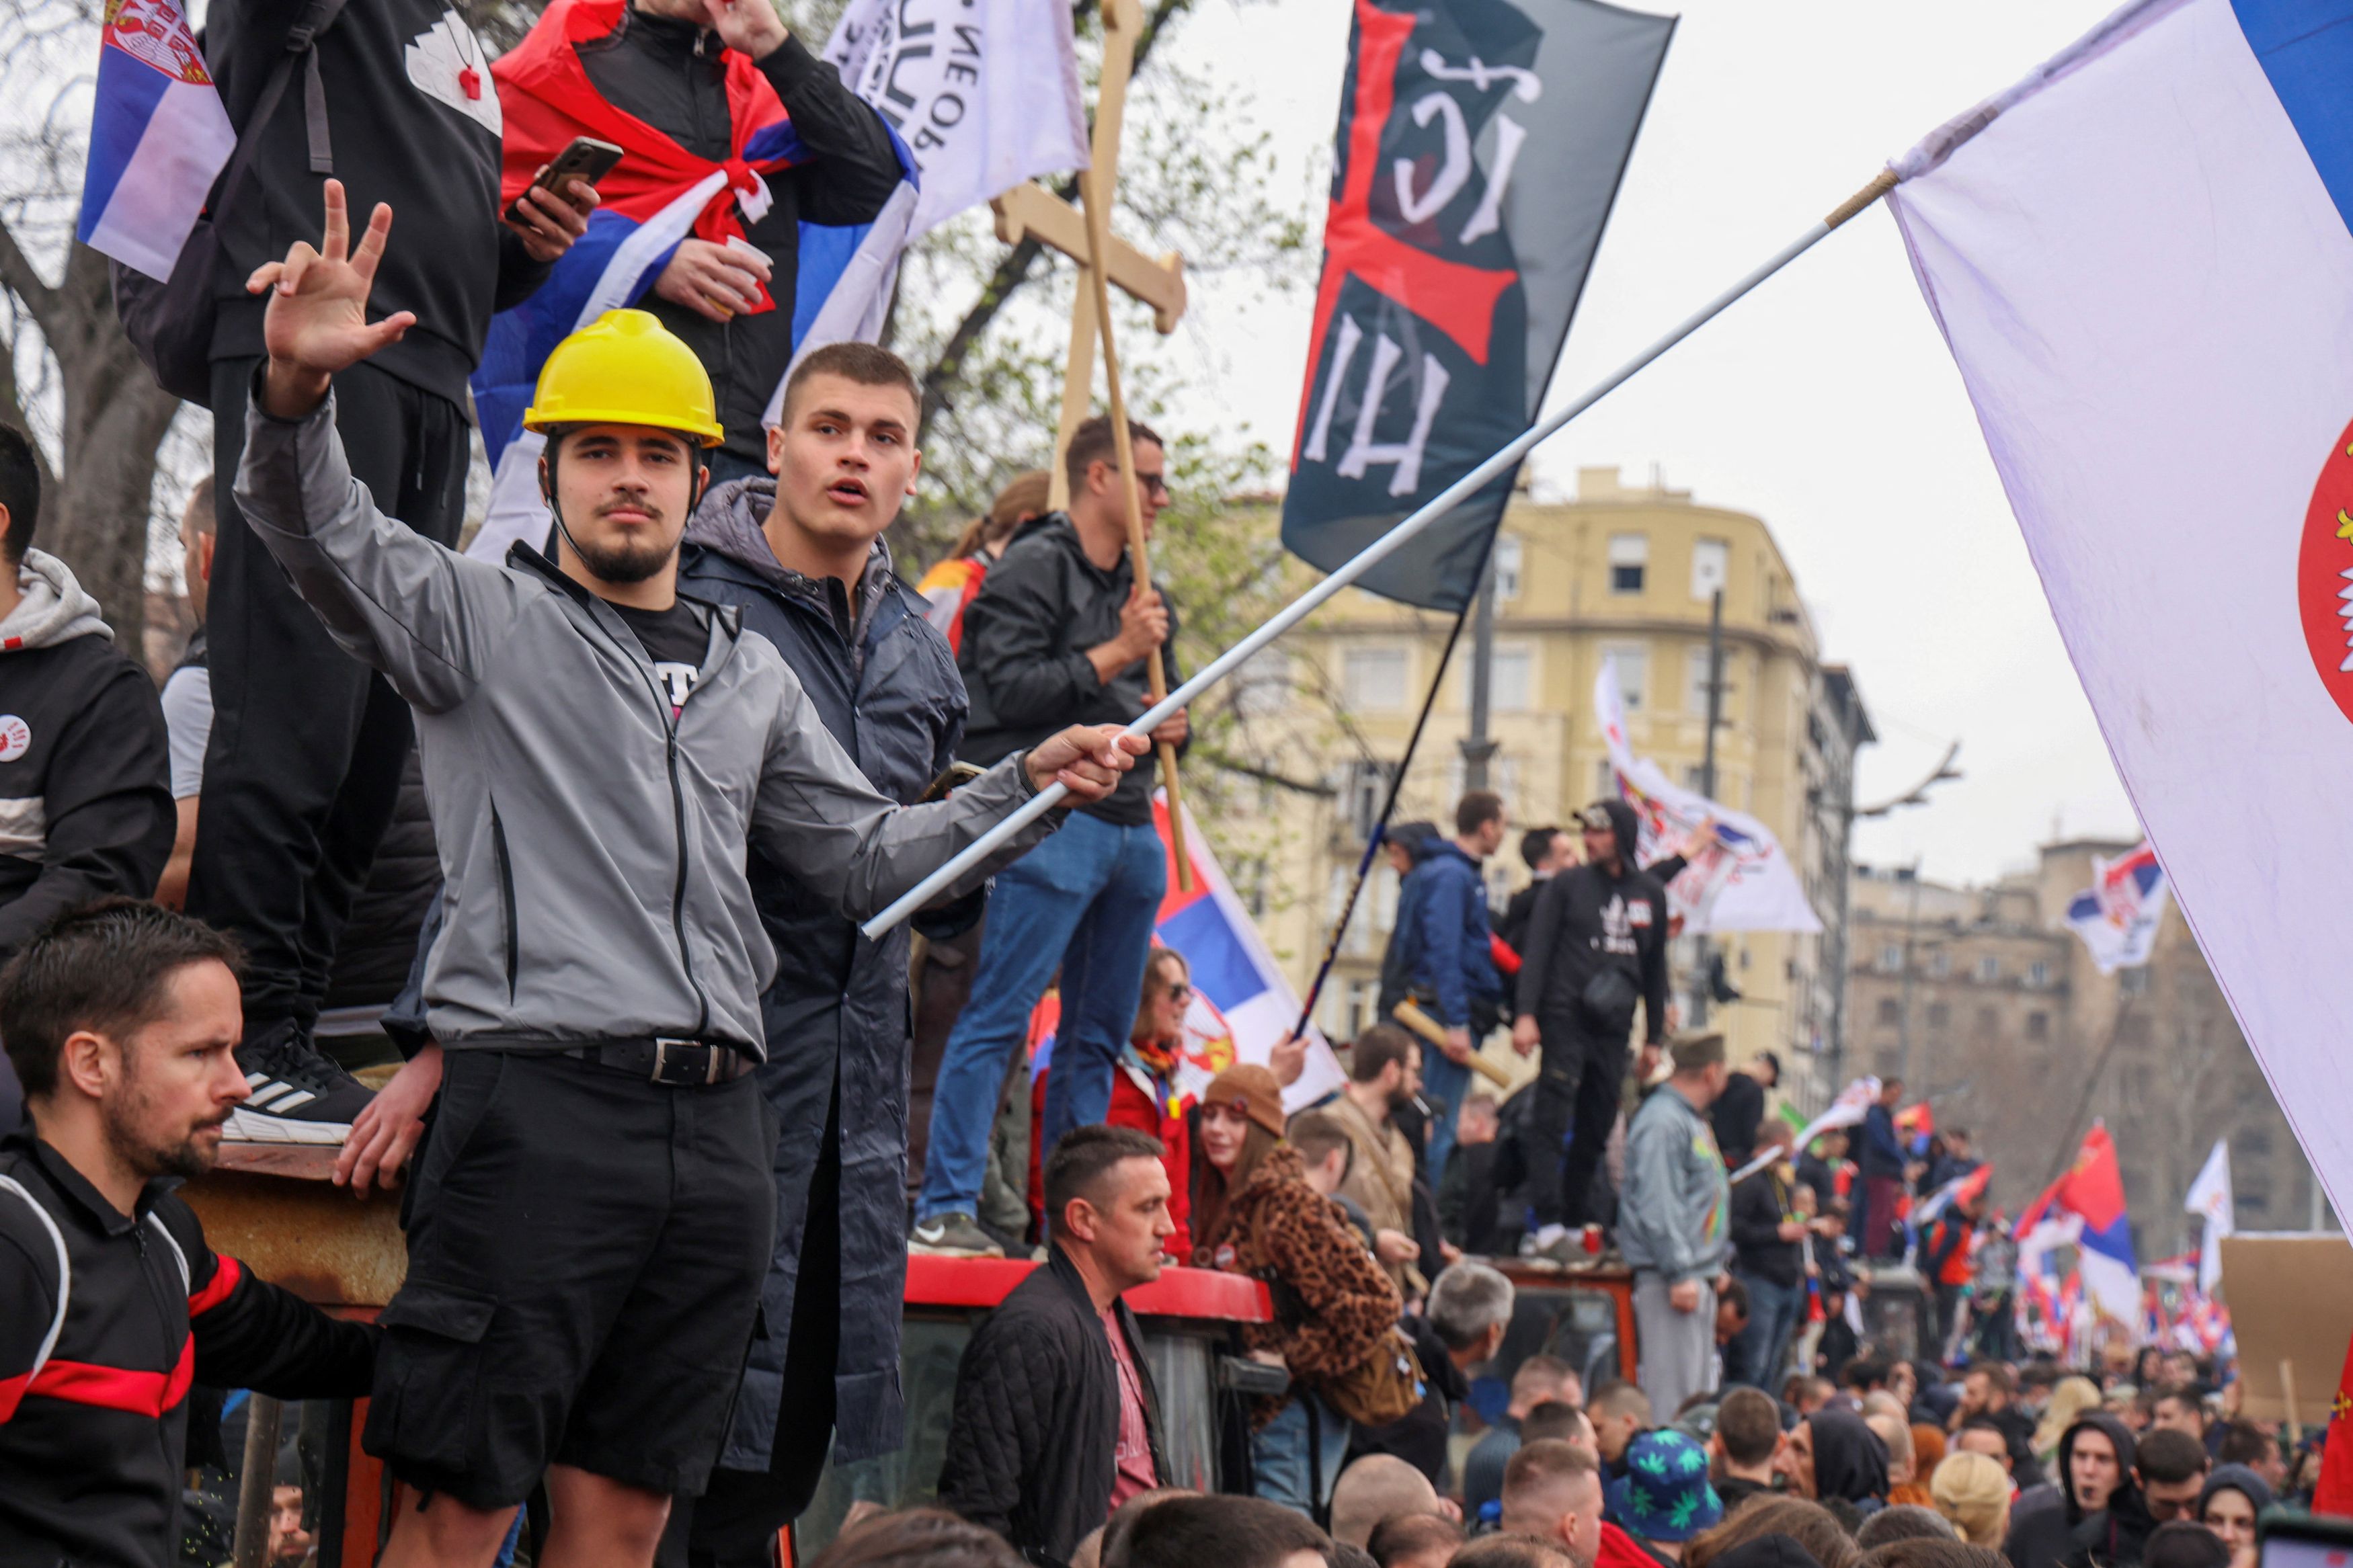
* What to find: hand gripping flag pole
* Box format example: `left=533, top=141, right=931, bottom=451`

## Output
left=859, top=167, right=1901, bottom=942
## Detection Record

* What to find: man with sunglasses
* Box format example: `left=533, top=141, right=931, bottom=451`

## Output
left=914, top=415, right=1189, bottom=1258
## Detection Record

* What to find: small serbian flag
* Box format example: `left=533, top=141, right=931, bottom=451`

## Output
left=77, top=0, right=235, bottom=282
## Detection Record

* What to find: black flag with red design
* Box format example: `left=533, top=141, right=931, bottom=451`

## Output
left=1282, top=0, right=1673, bottom=611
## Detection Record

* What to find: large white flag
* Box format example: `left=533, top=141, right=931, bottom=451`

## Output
left=1886, top=0, right=2353, bottom=1221
left=822, top=0, right=1087, bottom=240
left=2186, top=1139, right=2234, bottom=1294
left=1593, top=660, right=1822, bottom=935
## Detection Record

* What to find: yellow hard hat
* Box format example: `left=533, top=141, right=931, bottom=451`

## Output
left=522, top=308, right=725, bottom=448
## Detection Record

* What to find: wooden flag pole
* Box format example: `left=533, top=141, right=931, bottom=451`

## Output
left=1078, top=153, right=1193, bottom=891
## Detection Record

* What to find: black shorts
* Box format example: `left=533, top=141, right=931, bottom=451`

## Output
left=363, top=1050, right=776, bottom=1509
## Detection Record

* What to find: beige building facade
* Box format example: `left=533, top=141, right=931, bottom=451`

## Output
left=1225, top=466, right=1868, bottom=1111
left=1845, top=847, right=2317, bottom=1255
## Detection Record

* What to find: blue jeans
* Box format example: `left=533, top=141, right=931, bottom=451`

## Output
left=918, top=813, right=1166, bottom=1222
left=1251, top=1389, right=1352, bottom=1516
left=1421, top=1042, right=1471, bottom=1174
left=1732, top=1272, right=1806, bottom=1389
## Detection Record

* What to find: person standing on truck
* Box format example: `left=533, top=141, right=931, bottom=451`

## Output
left=239, top=184, right=1142, bottom=1568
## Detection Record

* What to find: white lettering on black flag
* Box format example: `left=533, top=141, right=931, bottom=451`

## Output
left=1283, top=0, right=1673, bottom=611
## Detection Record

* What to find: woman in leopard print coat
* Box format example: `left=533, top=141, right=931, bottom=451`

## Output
left=1193, top=1065, right=1402, bottom=1512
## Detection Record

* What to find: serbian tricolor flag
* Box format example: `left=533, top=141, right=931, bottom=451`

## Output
left=1887, top=0, right=2353, bottom=1224
left=1913, top=1161, right=1991, bottom=1230
left=2018, top=1123, right=2140, bottom=1335
left=2064, top=842, right=2171, bottom=977
left=466, top=0, right=913, bottom=563
left=77, top=0, right=235, bottom=282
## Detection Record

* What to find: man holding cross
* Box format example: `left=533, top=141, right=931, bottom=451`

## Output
left=912, top=416, right=1189, bottom=1258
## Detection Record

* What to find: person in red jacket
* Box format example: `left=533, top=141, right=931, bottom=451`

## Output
left=1108, top=948, right=1198, bottom=1257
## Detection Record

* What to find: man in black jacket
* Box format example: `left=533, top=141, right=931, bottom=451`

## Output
left=661, top=342, right=965, bottom=1565
left=1497, top=825, right=1570, bottom=957
left=0, top=430, right=175, bottom=1133
left=0, top=900, right=376, bottom=1568
left=509, top=0, right=905, bottom=485
left=186, top=0, right=594, bottom=1142
left=915, top=415, right=1188, bottom=1257
left=1726, top=1122, right=1804, bottom=1389
left=939, top=1125, right=1172, bottom=1565
left=1509, top=798, right=1670, bottom=1257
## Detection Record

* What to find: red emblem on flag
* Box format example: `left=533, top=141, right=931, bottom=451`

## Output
left=2295, top=415, right=2353, bottom=725
left=102, top=0, right=212, bottom=85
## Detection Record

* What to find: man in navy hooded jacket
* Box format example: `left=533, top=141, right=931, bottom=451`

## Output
left=664, top=340, right=965, bottom=1565
left=1398, top=790, right=1507, bottom=1172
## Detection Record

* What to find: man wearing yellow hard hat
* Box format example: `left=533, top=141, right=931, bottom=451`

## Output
left=231, top=183, right=1146, bottom=1568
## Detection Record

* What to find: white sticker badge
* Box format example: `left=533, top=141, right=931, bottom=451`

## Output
left=0, top=715, right=28, bottom=762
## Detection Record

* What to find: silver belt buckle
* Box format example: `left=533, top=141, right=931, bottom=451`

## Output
left=653, top=1036, right=688, bottom=1083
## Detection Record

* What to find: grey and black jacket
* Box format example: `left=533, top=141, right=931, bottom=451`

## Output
left=1617, top=1081, right=1730, bottom=1285
left=676, top=480, right=962, bottom=1469
left=230, top=388, right=1056, bottom=1056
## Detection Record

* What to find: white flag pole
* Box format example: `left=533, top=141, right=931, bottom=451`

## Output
left=859, top=169, right=1901, bottom=941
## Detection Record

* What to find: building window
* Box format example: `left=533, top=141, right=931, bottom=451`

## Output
left=1493, top=534, right=1523, bottom=601
left=1876, top=998, right=1901, bottom=1025
left=1877, top=944, right=1903, bottom=973
left=1684, top=645, right=1720, bottom=716
left=1343, top=760, right=1398, bottom=841
left=1342, top=647, right=1408, bottom=712
left=2026, top=1011, right=2048, bottom=1040
left=1596, top=759, right=1617, bottom=798
left=2120, top=966, right=2149, bottom=995
left=1604, top=644, right=1648, bottom=710
left=1927, top=1002, right=1950, bottom=1029
left=1471, top=643, right=1533, bottom=712
left=1977, top=1006, right=1998, bottom=1035
left=1691, top=536, right=1730, bottom=601
left=1977, top=956, right=1999, bottom=982
left=1609, top=533, right=1648, bottom=594
left=1929, top=951, right=1950, bottom=978
left=2237, top=1129, right=2274, bottom=1158
left=1684, top=764, right=1710, bottom=794
left=2028, top=960, right=2049, bottom=988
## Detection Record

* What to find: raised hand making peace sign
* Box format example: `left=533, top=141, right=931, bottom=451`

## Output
left=252, top=180, right=415, bottom=421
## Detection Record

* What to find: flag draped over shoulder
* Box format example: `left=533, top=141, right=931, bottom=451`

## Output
left=1594, top=659, right=1821, bottom=936
left=1281, top=0, right=1673, bottom=610
left=466, top=0, right=914, bottom=563
left=77, top=0, right=235, bottom=281
left=1885, top=0, right=2353, bottom=1223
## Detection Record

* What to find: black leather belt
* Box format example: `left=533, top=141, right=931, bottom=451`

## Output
left=559, top=1038, right=758, bottom=1085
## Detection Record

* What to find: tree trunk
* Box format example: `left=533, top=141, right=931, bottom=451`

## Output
left=0, top=235, right=181, bottom=657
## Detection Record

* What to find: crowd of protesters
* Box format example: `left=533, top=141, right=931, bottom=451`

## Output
left=0, top=0, right=2311, bottom=1561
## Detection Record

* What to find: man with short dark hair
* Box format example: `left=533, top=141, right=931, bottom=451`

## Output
left=917, top=413, right=1187, bottom=1257
left=1501, top=1439, right=1608, bottom=1567
left=1712, top=1387, right=1785, bottom=1511
left=647, top=339, right=967, bottom=1559
left=2132, top=1428, right=2208, bottom=1527
left=1711, top=1050, right=1779, bottom=1171
left=939, top=1125, right=1172, bottom=1564
left=1118, top=1493, right=1332, bottom=1568
left=2149, top=1385, right=2204, bottom=1442
left=1512, top=798, right=1671, bottom=1257
left=237, top=204, right=1138, bottom=1568
left=1956, top=1364, right=2046, bottom=1489
left=0, top=899, right=376, bottom=1568
left=1726, top=1121, right=1804, bottom=1391
left=0, top=427, right=176, bottom=1134
left=1587, top=1381, right=1651, bottom=1475
left=1499, top=825, right=1571, bottom=956
left=1465, top=1355, right=1582, bottom=1518
left=1332, top=1024, right=1427, bottom=1294
left=1620, top=1032, right=1732, bottom=1417
left=2213, top=1422, right=2284, bottom=1493
left=1398, top=791, right=1507, bottom=1174
left=1367, top=1512, right=1467, bottom=1568
left=1857, top=1078, right=1909, bottom=1260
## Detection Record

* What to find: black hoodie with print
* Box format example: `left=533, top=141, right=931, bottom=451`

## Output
left=2009, top=1415, right=2145, bottom=1568
left=1514, top=798, right=1671, bottom=1041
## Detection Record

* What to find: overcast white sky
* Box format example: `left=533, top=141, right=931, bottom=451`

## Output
left=1142, top=0, right=2139, bottom=888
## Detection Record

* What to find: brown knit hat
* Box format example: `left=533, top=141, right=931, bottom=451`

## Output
left=1203, top=1063, right=1287, bottom=1139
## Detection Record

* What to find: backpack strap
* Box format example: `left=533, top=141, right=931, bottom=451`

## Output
left=212, top=0, right=356, bottom=218
left=0, top=1174, right=71, bottom=1387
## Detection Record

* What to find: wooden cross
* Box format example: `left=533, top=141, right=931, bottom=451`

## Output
left=989, top=0, right=1196, bottom=885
